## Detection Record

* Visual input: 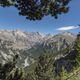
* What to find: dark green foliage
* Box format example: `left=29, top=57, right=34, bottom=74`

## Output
left=6, top=68, right=25, bottom=80
left=15, top=0, right=71, bottom=20
left=0, top=0, right=15, bottom=7
left=0, top=55, right=25, bottom=80
left=0, top=62, right=15, bottom=80
left=26, top=72, right=36, bottom=80
left=0, top=0, right=71, bottom=20
left=74, top=32, right=80, bottom=65
left=35, top=53, right=54, bottom=80
left=74, top=32, right=80, bottom=53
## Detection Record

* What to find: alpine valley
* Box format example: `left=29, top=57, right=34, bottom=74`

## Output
left=0, top=30, right=76, bottom=68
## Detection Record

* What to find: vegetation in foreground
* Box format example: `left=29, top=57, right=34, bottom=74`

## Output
left=0, top=0, right=71, bottom=20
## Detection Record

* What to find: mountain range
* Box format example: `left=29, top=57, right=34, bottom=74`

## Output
left=0, top=30, right=76, bottom=68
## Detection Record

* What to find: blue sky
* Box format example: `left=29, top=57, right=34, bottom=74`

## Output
left=0, top=0, right=80, bottom=34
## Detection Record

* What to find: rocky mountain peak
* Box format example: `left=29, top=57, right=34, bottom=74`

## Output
left=61, top=32, right=76, bottom=36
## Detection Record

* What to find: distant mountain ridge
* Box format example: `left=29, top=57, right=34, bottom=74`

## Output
left=0, top=30, right=44, bottom=49
left=0, top=30, right=76, bottom=67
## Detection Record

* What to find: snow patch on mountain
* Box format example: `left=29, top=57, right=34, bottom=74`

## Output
left=24, top=57, right=29, bottom=67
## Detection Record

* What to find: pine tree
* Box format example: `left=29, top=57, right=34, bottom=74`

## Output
left=60, top=66, right=68, bottom=80
left=35, top=53, right=54, bottom=80
left=0, top=54, right=26, bottom=80
left=6, top=68, right=25, bottom=80
left=0, top=61, right=16, bottom=80
left=0, top=0, right=71, bottom=20
left=74, top=32, right=80, bottom=65
left=26, top=72, right=36, bottom=80
left=74, top=32, right=80, bottom=53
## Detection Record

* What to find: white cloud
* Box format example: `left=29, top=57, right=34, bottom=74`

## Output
left=57, top=26, right=80, bottom=31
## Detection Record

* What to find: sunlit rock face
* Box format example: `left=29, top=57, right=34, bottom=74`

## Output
left=0, top=30, right=45, bottom=49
